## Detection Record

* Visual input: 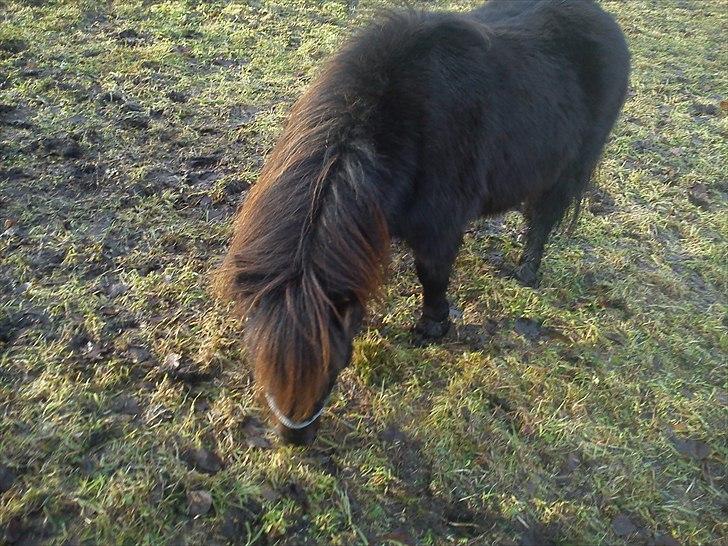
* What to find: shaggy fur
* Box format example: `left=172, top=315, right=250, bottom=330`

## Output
left=219, top=0, right=630, bottom=443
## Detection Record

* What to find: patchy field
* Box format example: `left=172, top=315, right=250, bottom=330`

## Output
left=1, top=1, right=726, bottom=545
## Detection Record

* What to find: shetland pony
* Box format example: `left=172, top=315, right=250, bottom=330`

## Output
left=220, top=0, right=630, bottom=444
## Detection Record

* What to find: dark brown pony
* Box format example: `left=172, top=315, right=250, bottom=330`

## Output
left=219, top=0, right=630, bottom=444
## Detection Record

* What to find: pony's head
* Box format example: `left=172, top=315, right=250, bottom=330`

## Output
left=218, top=74, right=388, bottom=444
left=244, top=289, right=366, bottom=444
left=225, top=231, right=381, bottom=444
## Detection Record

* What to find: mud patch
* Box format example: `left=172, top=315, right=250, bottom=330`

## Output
left=0, top=465, right=17, bottom=494
left=668, top=433, right=711, bottom=462
left=517, top=519, right=562, bottom=546
left=240, top=415, right=273, bottom=450
left=588, top=187, right=616, bottom=215
left=219, top=500, right=266, bottom=544
left=180, top=447, right=224, bottom=475
left=453, top=319, right=499, bottom=350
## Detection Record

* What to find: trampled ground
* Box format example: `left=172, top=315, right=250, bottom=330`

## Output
left=1, top=1, right=726, bottom=544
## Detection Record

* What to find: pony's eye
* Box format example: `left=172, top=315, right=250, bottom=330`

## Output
left=333, top=295, right=352, bottom=308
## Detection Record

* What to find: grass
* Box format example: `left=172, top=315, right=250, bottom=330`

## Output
left=0, top=0, right=726, bottom=544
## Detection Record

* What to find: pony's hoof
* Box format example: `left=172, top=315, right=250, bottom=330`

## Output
left=514, top=264, right=539, bottom=287
left=414, top=316, right=451, bottom=341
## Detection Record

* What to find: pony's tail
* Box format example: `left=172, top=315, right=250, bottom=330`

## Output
left=562, top=184, right=590, bottom=236
left=560, top=155, right=603, bottom=235
left=563, top=77, right=630, bottom=236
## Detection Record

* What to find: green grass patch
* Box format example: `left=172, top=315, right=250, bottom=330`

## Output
left=1, top=0, right=726, bottom=544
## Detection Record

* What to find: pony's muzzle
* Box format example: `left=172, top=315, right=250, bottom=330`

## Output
left=264, top=390, right=330, bottom=445
left=276, top=419, right=321, bottom=445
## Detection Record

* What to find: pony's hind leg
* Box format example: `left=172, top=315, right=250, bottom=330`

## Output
left=515, top=185, right=573, bottom=286
left=516, top=148, right=603, bottom=286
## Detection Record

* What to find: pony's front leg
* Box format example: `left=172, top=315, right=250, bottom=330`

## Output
left=413, top=252, right=456, bottom=340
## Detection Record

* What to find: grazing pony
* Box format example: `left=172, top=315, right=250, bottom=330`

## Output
left=220, top=0, right=630, bottom=444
